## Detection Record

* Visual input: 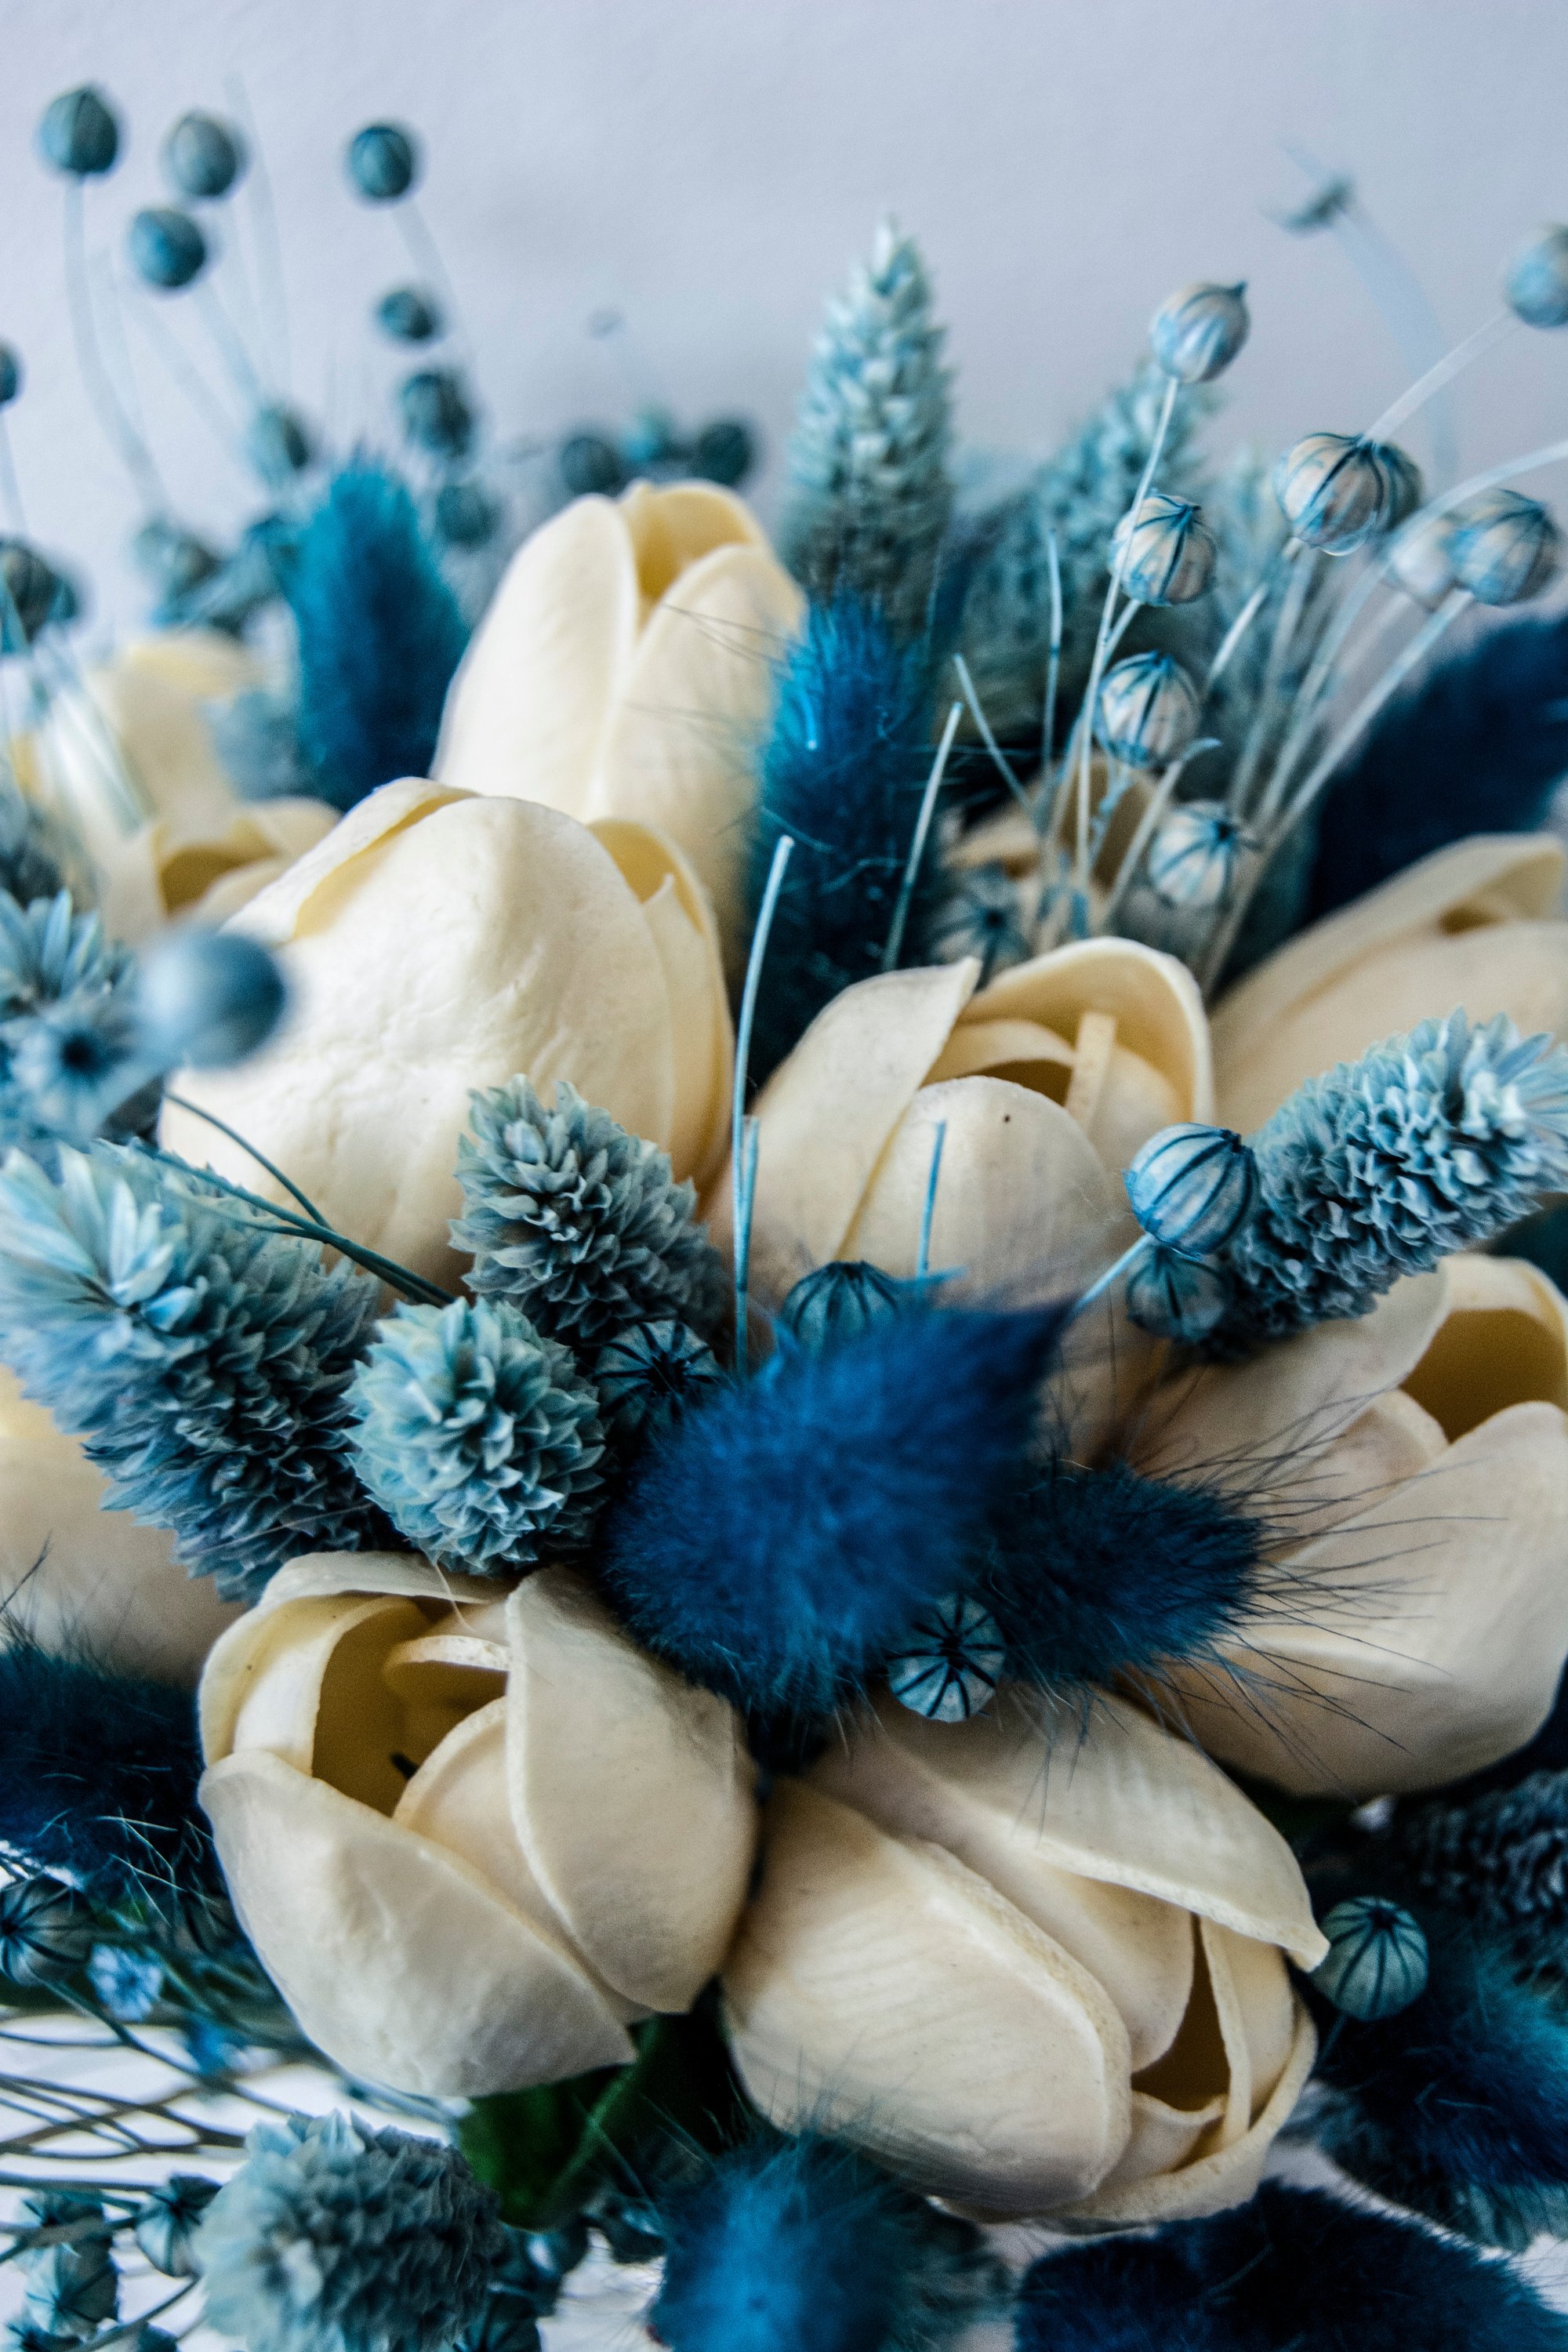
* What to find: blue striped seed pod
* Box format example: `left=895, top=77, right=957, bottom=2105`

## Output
left=0, top=344, right=20, bottom=407
left=164, top=111, right=246, bottom=201
left=1506, top=224, right=1568, bottom=328
left=1150, top=282, right=1250, bottom=383
left=1095, top=652, right=1201, bottom=769
left=347, top=122, right=419, bottom=202
left=1383, top=507, right=1458, bottom=608
left=886, top=1595, right=1006, bottom=1722
left=246, top=405, right=314, bottom=487
left=1111, top=492, right=1216, bottom=606
left=376, top=285, right=443, bottom=344
left=777, top=1260, right=909, bottom=1351
left=128, top=207, right=208, bottom=292
left=560, top=433, right=627, bottom=497
left=1146, top=800, right=1253, bottom=911
left=1275, top=434, right=1413, bottom=554
left=1378, top=443, right=1425, bottom=529
left=1312, top=1896, right=1429, bottom=2020
left=593, top=1319, right=723, bottom=1447
left=0, top=1875, right=94, bottom=1986
left=400, top=368, right=475, bottom=460
left=1125, top=1123, right=1259, bottom=1259
left=38, top=87, right=120, bottom=178
left=1448, top=488, right=1561, bottom=606
left=1125, top=1245, right=1232, bottom=1344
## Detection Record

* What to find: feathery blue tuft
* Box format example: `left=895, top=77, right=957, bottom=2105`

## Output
left=748, top=601, right=942, bottom=1084
left=1014, top=2180, right=1568, bottom=2352
left=288, top=463, right=468, bottom=812
left=597, top=1305, right=1068, bottom=1719
left=1308, top=609, right=1568, bottom=920
left=651, top=2132, right=1001, bottom=2352
left=1395, top=1769, right=1568, bottom=1977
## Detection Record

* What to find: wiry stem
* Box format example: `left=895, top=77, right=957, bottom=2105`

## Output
left=951, top=655, right=1030, bottom=815
left=915, top=1119, right=947, bottom=1286
left=60, top=183, right=164, bottom=511
left=731, top=833, right=794, bottom=1370
left=1040, top=524, right=1063, bottom=824
left=1227, top=539, right=1316, bottom=819
left=1367, top=305, right=1515, bottom=442
left=882, top=700, right=962, bottom=973
left=1098, top=736, right=1221, bottom=929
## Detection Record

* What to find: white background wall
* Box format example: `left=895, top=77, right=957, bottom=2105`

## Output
left=2, top=0, right=1567, bottom=631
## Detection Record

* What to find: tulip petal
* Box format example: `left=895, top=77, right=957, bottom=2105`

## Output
left=434, top=495, right=639, bottom=811
left=619, top=481, right=768, bottom=601
left=223, top=1594, right=430, bottom=1813
left=724, top=1780, right=1132, bottom=2216
left=381, top=1632, right=509, bottom=1759
left=201, top=1749, right=636, bottom=2096
left=1093, top=2087, right=1228, bottom=2194
left=505, top=1568, right=757, bottom=2013
left=967, top=937, right=1215, bottom=1124
left=224, top=779, right=466, bottom=946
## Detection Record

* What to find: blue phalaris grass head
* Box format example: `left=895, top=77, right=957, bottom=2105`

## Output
left=0, top=1143, right=388, bottom=1599
left=197, top=2112, right=506, bottom=2352
left=348, top=1296, right=604, bottom=1573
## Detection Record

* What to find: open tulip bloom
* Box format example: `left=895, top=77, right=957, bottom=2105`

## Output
left=6, top=101, right=1568, bottom=2352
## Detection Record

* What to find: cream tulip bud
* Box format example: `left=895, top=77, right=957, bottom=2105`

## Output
left=1095, top=654, right=1201, bottom=770
left=1149, top=283, right=1250, bottom=384
left=1506, top=225, right=1568, bottom=328
left=1448, top=488, right=1561, bottom=606
left=1110, top=494, right=1216, bottom=606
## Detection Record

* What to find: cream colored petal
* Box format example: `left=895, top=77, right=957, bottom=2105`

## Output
left=382, top=1632, right=509, bottom=1760
left=820, top=1693, right=1327, bottom=1969
left=723, top=1781, right=1131, bottom=2216
left=1209, top=1921, right=1294, bottom=2122
left=109, top=799, right=343, bottom=940
left=949, top=804, right=1043, bottom=879
left=191, top=856, right=291, bottom=927
left=590, top=544, right=804, bottom=961
left=435, top=495, right=639, bottom=810
left=968, top=938, right=1214, bottom=1125
left=1092, top=2088, right=1228, bottom=2193
left=202, top=1750, right=635, bottom=2096
left=1057, top=1996, right=1316, bottom=2229
left=590, top=817, right=733, bottom=1188
left=1399, top=1250, right=1568, bottom=1432
left=224, top=779, right=467, bottom=948
left=125, top=630, right=262, bottom=705
left=505, top=1568, right=757, bottom=2013
left=620, top=480, right=768, bottom=601
left=226, top=1594, right=432, bottom=1816
left=162, top=796, right=677, bottom=1289
left=926, top=1018, right=1075, bottom=1088
left=64, top=651, right=242, bottom=840
left=715, top=960, right=980, bottom=1297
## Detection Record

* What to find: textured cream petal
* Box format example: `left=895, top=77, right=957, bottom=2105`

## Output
left=223, top=780, right=467, bottom=948
left=967, top=938, right=1215, bottom=1124
left=723, top=1781, right=1131, bottom=2216
left=52, top=644, right=245, bottom=852
left=717, top=961, right=980, bottom=1298
left=381, top=1632, right=509, bottom=1761
left=620, top=480, right=768, bottom=600
left=505, top=1569, right=757, bottom=2013
left=925, top=1018, right=1075, bottom=1089
left=1208, top=1921, right=1294, bottom=2122
left=1092, top=2088, right=1228, bottom=2193
left=201, top=1751, right=635, bottom=2096
left=949, top=803, right=1042, bottom=878
left=435, top=495, right=639, bottom=809
left=162, top=796, right=677, bottom=1287
left=125, top=630, right=262, bottom=706
left=590, top=817, right=733, bottom=1186
left=224, top=1594, right=430, bottom=1816
left=107, top=798, right=342, bottom=942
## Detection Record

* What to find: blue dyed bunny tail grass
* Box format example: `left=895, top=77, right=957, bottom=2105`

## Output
left=1393, top=1769, right=1568, bottom=1979
left=596, top=1305, right=1069, bottom=1720
left=1308, top=608, right=1568, bottom=921
left=288, top=460, right=469, bottom=811
left=1014, top=2180, right=1568, bottom=2352
left=747, top=600, right=944, bottom=1085
left=650, top=2131, right=1005, bottom=2352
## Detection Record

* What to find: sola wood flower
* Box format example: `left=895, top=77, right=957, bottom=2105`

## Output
left=435, top=481, right=804, bottom=964
left=722, top=1691, right=1323, bottom=2225
left=162, top=781, right=732, bottom=1288
left=198, top=1552, right=757, bottom=2096
left=1137, top=1253, right=1568, bottom=1795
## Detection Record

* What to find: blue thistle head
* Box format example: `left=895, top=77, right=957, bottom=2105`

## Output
left=348, top=1298, right=604, bottom=1573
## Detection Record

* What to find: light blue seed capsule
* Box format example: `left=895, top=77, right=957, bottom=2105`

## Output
left=347, top=122, right=419, bottom=201
left=1312, top=1896, right=1428, bottom=2020
left=1111, top=492, right=1216, bottom=606
left=1125, top=1123, right=1259, bottom=1258
left=1150, top=282, right=1250, bottom=384
left=1448, top=488, right=1561, bottom=607
left=777, top=1261, right=910, bottom=1352
left=1507, top=225, right=1568, bottom=328
left=164, top=111, right=245, bottom=201
left=128, top=207, right=208, bottom=292
left=887, top=1595, right=1006, bottom=1722
left=1096, top=652, right=1200, bottom=769
left=38, top=87, right=120, bottom=178
left=136, top=928, right=287, bottom=1070
left=1125, top=1244, right=1231, bottom=1343
left=1146, top=800, right=1253, bottom=911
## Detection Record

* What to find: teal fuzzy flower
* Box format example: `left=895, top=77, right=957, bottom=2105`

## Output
left=197, top=2113, right=505, bottom=2352
left=452, top=1079, right=723, bottom=1351
left=349, top=1297, right=604, bottom=1572
left=0, top=1144, right=386, bottom=1598
left=1219, top=1011, right=1568, bottom=1348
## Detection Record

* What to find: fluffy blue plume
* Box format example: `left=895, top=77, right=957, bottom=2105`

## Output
left=597, top=1305, right=1068, bottom=1719
left=748, top=601, right=942, bottom=1085
left=650, top=2133, right=1002, bottom=2352
left=1395, top=1769, right=1568, bottom=1978
left=1308, top=608, right=1568, bottom=921
left=1014, top=2180, right=1568, bottom=2352
left=288, top=463, right=469, bottom=812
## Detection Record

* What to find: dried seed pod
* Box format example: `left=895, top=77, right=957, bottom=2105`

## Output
left=1150, top=281, right=1250, bottom=383
left=691, top=417, right=755, bottom=488
left=1146, top=800, right=1253, bottom=910
left=0, top=1875, right=94, bottom=1986
left=1095, top=652, right=1201, bottom=769
left=1506, top=224, right=1568, bottom=328
left=1125, top=1244, right=1231, bottom=1343
left=246, top=404, right=314, bottom=486
left=1274, top=433, right=1411, bottom=554
left=777, top=1261, right=909, bottom=1351
left=136, top=927, right=289, bottom=1069
left=164, top=111, right=246, bottom=201
left=559, top=432, right=626, bottom=497
left=1383, top=506, right=1458, bottom=607
left=1448, top=486, right=1561, bottom=605
left=886, top=1595, right=1005, bottom=1722
left=434, top=480, right=499, bottom=549
left=127, top=206, right=208, bottom=292
left=1125, top=1122, right=1259, bottom=1258
left=1111, top=492, right=1217, bottom=605
left=1312, top=1896, right=1428, bottom=2020
left=399, top=368, right=475, bottom=459
left=347, top=122, right=419, bottom=201
left=376, top=285, right=443, bottom=343
left=0, top=343, right=21, bottom=407
left=38, top=86, right=120, bottom=178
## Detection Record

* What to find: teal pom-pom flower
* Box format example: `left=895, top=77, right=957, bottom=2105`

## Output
left=349, top=1297, right=604, bottom=1573
left=453, top=1078, right=722, bottom=1351
left=197, top=2112, right=505, bottom=2352
left=1313, top=1898, right=1430, bottom=2021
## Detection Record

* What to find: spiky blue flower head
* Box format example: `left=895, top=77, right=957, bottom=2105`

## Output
left=348, top=1298, right=603, bottom=1573
left=0, top=1144, right=387, bottom=1598
left=453, top=1079, right=724, bottom=1351
left=18, top=2190, right=116, bottom=2346
left=1220, top=1011, right=1568, bottom=1348
left=197, top=2112, right=505, bottom=2352
left=2, top=988, right=139, bottom=1142
left=593, top=1317, right=722, bottom=1448
left=0, top=891, right=129, bottom=1015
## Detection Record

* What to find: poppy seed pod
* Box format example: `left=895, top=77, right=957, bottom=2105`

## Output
left=1506, top=224, right=1568, bottom=328
left=38, top=86, right=120, bottom=178
left=0, top=539, right=59, bottom=648
left=777, top=1259, right=910, bottom=1350
left=1377, top=441, right=1425, bottom=529
left=0, top=1875, right=94, bottom=1987
left=1146, top=800, right=1253, bottom=911
left=1383, top=506, right=1457, bottom=608
left=0, top=344, right=20, bottom=407
left=884, top=1595, right=1005, bottom=1722
left=128, top=207, right=208, bottom=292
left=1095, top=652, right=1201, bottom=770
left=1110, top=492, right=1216, bottom=606
left=245, top=404, right=313, bottom=487
left=376, top=285, right=443, bottom=343
left=1274, top=434, right=1403, bottom=554
left=1125, top=1243, right=1230, bottom=1344
left=559, top=433, right=627, bottom=497
left=1447, top=487, right=1561, bottom=606
left=1312, top=1898, right=1428, bottom=2020
left=1125, top=1121, right=1258, bottom=1258
left=400, top=368, right=474, bottom=460
left=347, top=122, right=419, bottom=202
left=163, top=111, right=245, bottom=201
left=435, top=481, right=499, bottom=550
left=136, top=926, right=289, bottom=1070
left=691, top=417, right=756, bottom=488
left=1149, top=281, right=1250, bottom=383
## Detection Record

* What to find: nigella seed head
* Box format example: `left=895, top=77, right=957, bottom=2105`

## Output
left=133, top=518, right=220, bottom=601
left=559, top=432, right=627, bottom=497
left=1448, top=488, right=1561, bottom=606
left=1312, top=1897, right=1429, bottom=2020
left=1506, top=224, right=1568, bottom=328
left=776, top=1259, right=911, bottom=1351
left=1095, top=652, right=1200, bottom=769
left=1378, top=443, right=1425, bottom=530
left=0, top=539, right=61, bottom=650
left=1383, top=506, right=1458, bottom=608
left=1274, top=433, right=1410, bottom=554
left=376, top=285, right=444, bottom=343
left=347, top=122, right=420, bottom=202
left=127, top=208, right=208, bottom=293
left=1145, top=800, right=1253, bottom=911
left=400, top=368, right=475, bottom=459
left=136, top=927, right=288, bottom=1071
left=0, top=344, right=20, bottom=407
left=1125, top=1123, right=1259, bottom=1259
left=1149, top=281, right=1250, bottom=383
left=691, top=416, right=756, bottom=488
left=245, top=405, right=314, bottom=488
left=927, top=862, right=1031, bottom=984
left=0, top=1875, right=93, bottom=1986
left=435, top=480, right=500, bottom=550
left=38, top=87, right=120, bottom=178
left=133, top=2178, right=221, bottom=2278
left=593, top=1318, right=723, bottom=1447
left=1111, top=491, right=1216, bottom=605
left=163, top=111, right=246, bottom=201
left=1124, top=1242, right=1231, bottom=1343
left=885, top=1594, right=1005, bottom=1722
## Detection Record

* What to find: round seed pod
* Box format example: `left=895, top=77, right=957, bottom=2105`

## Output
left=376, top=284, right=443, bottom=343
left=559, top=432, right=626, bottom=497
left=399, top=367, right=474, bottom=459
left=1377, top=441, right=1425, bottom=529
left=593, top=1319, right=723, bottom=1447
left=1275, top=433, right=1403, bottom=554
left=1095, top=652, right=1201, bottom=769
left=1149, top=281, right=1250, bottom=383
left=1125, top=1245, right=1231, bottom=1345
left=622, top=406, right=681, bottom=470
left=132, top=518, right=221, bottom=601
left=0, top=1875, right=94, bottom=1987
left=1125, top=1122, right=1259, bottom=1259
left=1312, top=1896, right=1428, bottom=2020
left=163, top=111, right=245, bottom=201
left=347, top=121, right=419, bottom=201
left=1448, top=487, right=1561, bottom=606
left=132, top=2178, right=220, bottom=2278
left=1146, top=800, right=1253, bottom=910
left=1383, top=506, right=1458, bottom=608
left=0, top=343, right=21, bottom=407
left=127, top=207, right=208, bottom=292
left=886, top=1595, right=1005, bottom=1723
left=1506, top=225, right=1568, bottom=328
left=245, top=403, right=314, bottom=487
left=777, top=1260, right=909, bottom=1351
left=691, top=417, right=755, bottom=488
left=434, top=479, right=500, bottom=549
left=38, top=86, right=120, bottom=178
left=0, top=539, right=61, bottom=648
left=1111, top=492, right=1216, bottom=606
left=136, top=927, right=288, bottom=1070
